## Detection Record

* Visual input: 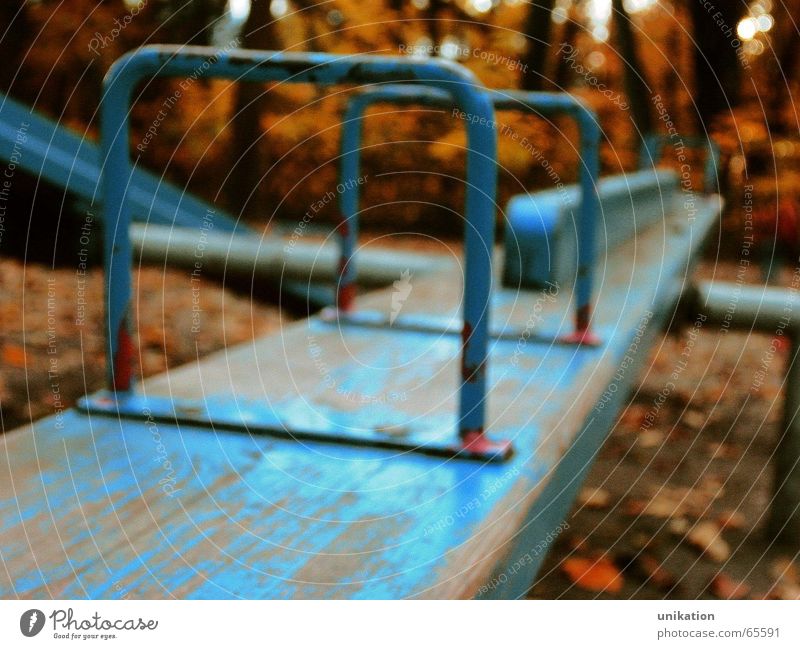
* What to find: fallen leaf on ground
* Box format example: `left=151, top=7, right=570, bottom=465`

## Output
left=702, top=385, right=726, bottom=402
left=624, top=499, right=647, bottom=516
left=618, top=405, right=649, bottom=430
left=717, top=510, right=746, bottom=531
left=629, top=484, right=721, bottom=520
left=766, top=558, right=800, bottom=599
left=578, top=487, right=611, bottom=510
left=766, top=581, right=800, bottom=600
left=700, top=475, right=725, bottom=500
left=669, top=518, right=690, bottom=535
left=632, top=554, right=678, bottom=591
left=638, top=430, right=665, bottom=449
left=631, top=491, right=685, bottom=518
left=682, top=409, right=706, bottom=430
left=561, top=556, right=624, bottom=594
left=636, top=492, right=682, bottom=518
left=686, top=521, right=730, bottom=562
left=706, top=442, right=740, bottom=460
left=710, top=573, right=751, bottom=599
left=631, top=533, right=654, bottom=550
left=2, top=344, right=27, bottom=367
left=769, top=557, right=798, bottom=584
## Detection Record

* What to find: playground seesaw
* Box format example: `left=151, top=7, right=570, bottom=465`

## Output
left=0, top=45, right=782, bottom=599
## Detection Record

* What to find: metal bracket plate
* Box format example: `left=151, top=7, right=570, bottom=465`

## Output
left=78, top=392, right=513, bottom=463
left=319, top=308, right=602, bottom=347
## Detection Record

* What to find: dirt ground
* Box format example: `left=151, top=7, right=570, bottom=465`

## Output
left=0, top=259, right=287, bottom=429
left=1, top=250, right=799, bottom=599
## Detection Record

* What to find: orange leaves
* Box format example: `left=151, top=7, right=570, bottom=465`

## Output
left=561, top=556, right=624, bottom=594
left=2, top=344, right=27, bottom=367
left=766, top=558, right=800, bottom=600
left=577, top=487, right=611, bottom=510
left=631, top=554, right=678, bottom=592
left=626, top=479, right=725, bottom=520
left=717, top=510, right=746, bottom=531
left=685, top=521, right=731, bottom=563
left=710, top=573, right=751, bottom=599
left=0, top=259, right=286, bottom=432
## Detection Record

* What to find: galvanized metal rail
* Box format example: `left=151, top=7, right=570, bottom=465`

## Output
left=79, top=46, right=508, bottom=460
left=333, top=85, right=601, bottom=345
left=128, top=222, right=450, bottom=288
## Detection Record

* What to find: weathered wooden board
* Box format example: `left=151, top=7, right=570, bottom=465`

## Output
left=0, top=195, right=721, bottom=598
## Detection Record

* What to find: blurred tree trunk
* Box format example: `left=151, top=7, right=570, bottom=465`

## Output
left=155, top=0, right=228, bottom=44
left=385, top=0, right=408, bottom=47
left=612, top=0, right=653, bottom=135
left=228, top=0, right=279, bottom=218
left=553, top=15, right=578, bottom=89
left=0, top=1, right=33, bottom=98
left=520, top=0, right=555, bottom=91
left=766, top=0, right=800, bottom=134
left=426, top=0, right=445, bottom=47
left=292, top=0, right=324, bottom=50
left=767, top=38, right=800, bottom=134
left=688, top=0, right=748, bottom=130
left=661, top=24, right=681, bottom=123
left=424, top=0, right=481, bottom=50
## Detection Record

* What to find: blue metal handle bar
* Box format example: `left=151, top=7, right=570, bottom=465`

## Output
left=100, top=45, right=497, bottom=444
left=338, top=85, right=601, bottom=342
left=639, top=133, right=720, bottom=193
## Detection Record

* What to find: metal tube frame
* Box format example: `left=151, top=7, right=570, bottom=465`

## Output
left=334, top=85, right=601, bottom=344
left=639, top=133, right=720, bottom=194
left=87, top=45, right=506, bottom=458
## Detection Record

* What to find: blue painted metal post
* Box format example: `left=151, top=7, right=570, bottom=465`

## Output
left=102, top=75, right=136, bottom=392
left=337, top=97, right=369, bottom=312
left=572, top=100, right=601, bottom=342
left=100, top=45, right=497, bottom=449
left=338, top=86, right=602, bottom=343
